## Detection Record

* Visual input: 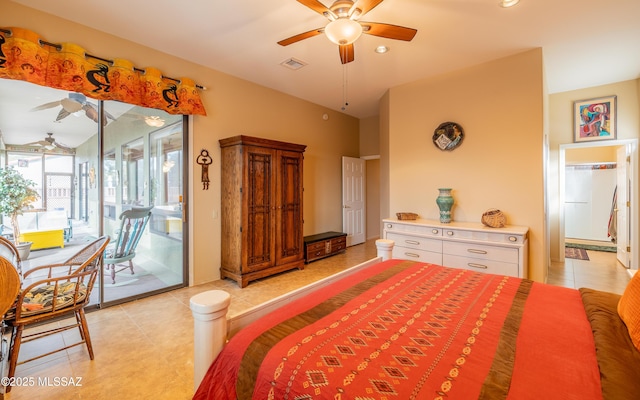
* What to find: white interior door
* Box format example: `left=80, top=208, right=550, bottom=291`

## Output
left=342, top=156, right=365, bottom=246
left=616, top=146, right=630, bottom=268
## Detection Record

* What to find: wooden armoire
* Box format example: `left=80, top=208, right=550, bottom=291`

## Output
left=219, top=135, right=306, bottom=287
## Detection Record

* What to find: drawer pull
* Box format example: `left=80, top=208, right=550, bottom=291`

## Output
left=405, top=240, right=420, bottom=245
left=315, top=251, right=322, bottom=256
left=467, top=249, right=488, bottom=255
left=468, top=263, right=488, bottom=269
left=509, top=236, right=518, bottom=242
left=404, top=252, right=420, bottom=258
left=432, top=229, right=439, bottom=234
left=446, top=231, right=454, bottom=236
left=387, top=224, right=393, bottom=228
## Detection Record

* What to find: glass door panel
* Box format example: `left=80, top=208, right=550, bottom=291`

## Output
left=2, top=82, right=102, bottom=309
left=101, top=101, right=185, bottom=305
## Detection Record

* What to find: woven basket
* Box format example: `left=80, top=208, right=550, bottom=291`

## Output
left=481, top=209, right=506, bottom=228
left=396, top=212, right=419, bottom=221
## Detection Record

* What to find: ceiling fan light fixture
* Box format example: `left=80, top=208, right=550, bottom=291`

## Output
left=324, top=18, right=362, bottom=45
left=499, top=0, right=520, bottom=8
left=145, top=116, right=165, bottom=127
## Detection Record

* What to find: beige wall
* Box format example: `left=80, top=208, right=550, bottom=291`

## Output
left=3, top=2, right=360, bottom=285
left=566, top=146, right=617, bottom=163
left=365, top=159, right=380, bottom=240
left=359, top=116, right=381, bottom=240
left=548, top=79, right=640, bottom=262
left=379, top=93, right=391, bottom=239
left=382, top=49, right=546, bottom=282
left=359, top=116, right=380, bottom=156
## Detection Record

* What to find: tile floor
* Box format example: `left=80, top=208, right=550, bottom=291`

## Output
left=1, top=240, right=631, bottom=399
left=547, top=247, right=631, bottom=294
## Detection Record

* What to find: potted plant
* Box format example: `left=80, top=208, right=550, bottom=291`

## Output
left=0, top=167, right=39, bottom=259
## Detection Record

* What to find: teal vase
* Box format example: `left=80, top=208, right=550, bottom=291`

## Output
left=436, top=188, right=454, bottom=223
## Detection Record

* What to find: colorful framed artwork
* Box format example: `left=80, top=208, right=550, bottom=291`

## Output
left=573, top=95, right=616, bottom=142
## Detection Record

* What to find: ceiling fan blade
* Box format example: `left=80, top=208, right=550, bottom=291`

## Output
left=297, top=0, right=332, bottom=16
left=82, top=103, right=114, bottom=125
left=53, top=141, right=73, bottom=151
left=83, top=103, right=99, bottom=123
left=278, top=28, right=324, bottom=46
left=339, top=44, right=355, bottom=64
left=60, top=97, right=84, bottom=113
left=29, top=100, right=62, bottom=112
left=351, top=0, right=384, bottom=18
left=24, top=139, right=50, bottom=146
left=361, top=22, right=417, bottom=41
left=55, top=108, right=72, bottom=122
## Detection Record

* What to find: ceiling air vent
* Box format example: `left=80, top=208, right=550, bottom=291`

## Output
left=280, top=57, right=307, bottom=70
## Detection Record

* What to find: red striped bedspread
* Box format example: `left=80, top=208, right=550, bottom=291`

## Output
left=194, top=260, right=602, bottom=399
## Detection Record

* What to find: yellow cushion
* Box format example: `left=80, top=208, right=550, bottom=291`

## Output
left=618, top=272, right=640, bottom=351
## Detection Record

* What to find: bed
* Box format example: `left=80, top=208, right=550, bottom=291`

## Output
left=190, top=241, right=640, bottom=400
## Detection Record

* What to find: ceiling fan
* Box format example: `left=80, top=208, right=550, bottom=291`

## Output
left=278, top=0, right=417, bottom=64
left=25, top=132, right=73, bottom=151
left=30, top=92, right=115, bottom=125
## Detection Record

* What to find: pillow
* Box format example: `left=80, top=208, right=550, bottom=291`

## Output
left=618, top=272, right=640, bottom=351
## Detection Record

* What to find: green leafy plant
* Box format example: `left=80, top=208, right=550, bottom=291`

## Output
left=0, top=167, right=40, bottom=245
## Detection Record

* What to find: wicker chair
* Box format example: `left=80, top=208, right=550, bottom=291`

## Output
left=0, top=235, right=22, bottom=278
left=2, top=236, right=110, bottom=393
left=104, top=206, right=152, bottom=284
left=0, top=257, right=20, bottom=317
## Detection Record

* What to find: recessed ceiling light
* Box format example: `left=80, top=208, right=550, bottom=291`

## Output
left=499, top=0, right=520, bottom=7
left=374, top=45, right=389, bottom=54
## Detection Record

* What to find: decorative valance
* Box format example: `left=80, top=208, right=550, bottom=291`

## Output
left=0, top=27, right=206, bottom=116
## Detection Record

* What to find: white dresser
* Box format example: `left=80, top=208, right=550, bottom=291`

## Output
left=383, top=218, right=529, bottom=278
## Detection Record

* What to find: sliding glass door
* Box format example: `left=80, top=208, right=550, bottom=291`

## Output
left=101, top=101, right=186, bottom=305
left=0, top=78, right=187, bottom=308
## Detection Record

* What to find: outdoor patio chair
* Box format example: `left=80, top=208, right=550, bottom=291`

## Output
left=104, top=206, right=152, bottom=284
left=2, top=235, right=110, bottom=393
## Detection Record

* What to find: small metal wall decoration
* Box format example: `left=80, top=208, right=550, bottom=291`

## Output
left=196, top=149, right=213, bottom=190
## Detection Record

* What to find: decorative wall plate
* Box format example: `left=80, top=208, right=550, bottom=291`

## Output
left=433, top=122, right=464, bottom=151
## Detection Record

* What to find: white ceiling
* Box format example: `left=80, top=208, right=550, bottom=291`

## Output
left=2, top=0, right=640, bottom=147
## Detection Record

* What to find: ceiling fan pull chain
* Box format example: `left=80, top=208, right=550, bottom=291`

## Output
left=342, top=64, right=349, bottom=111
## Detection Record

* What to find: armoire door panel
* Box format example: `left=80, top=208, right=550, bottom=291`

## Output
left=245, top=149, right=275, bottom=271
left=276, top=151, right=303, bottom=263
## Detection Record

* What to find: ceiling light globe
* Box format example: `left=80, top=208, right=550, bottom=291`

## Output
left=325, top=18, right=363, bottom=45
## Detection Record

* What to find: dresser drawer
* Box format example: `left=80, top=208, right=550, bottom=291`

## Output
left=442, top=228, right=525, bottom=244
left=330, top=236, right=346, bottom=252
left=305, top=242, right=327, bottom=261
left=392, top=247, right=442, bottom=264
left=385, top=223, right=443, bottom=237
left=443, top=241, right=518, bottom=263
left=386, top=232, right=442, bottom=253
left=443, top=254, right=519, bottom=277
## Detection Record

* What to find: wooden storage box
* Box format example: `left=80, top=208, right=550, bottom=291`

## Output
left=304, top=231, right=347, bottom=263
